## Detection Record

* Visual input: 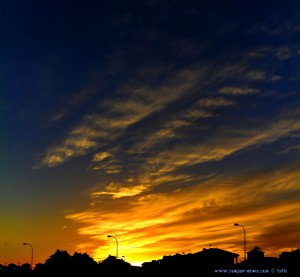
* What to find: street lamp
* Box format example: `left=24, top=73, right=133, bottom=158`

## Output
left=23, top=242, right=33, bottom=269
left=107, top=235, right=118, bottom=258
left=234, top=223, right=246, bottom=261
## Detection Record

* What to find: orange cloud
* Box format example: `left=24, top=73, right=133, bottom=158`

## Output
left=65, top=161, right=300, bottom=265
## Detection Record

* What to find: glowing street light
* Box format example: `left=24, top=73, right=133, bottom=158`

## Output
left=23, top=242, right=33, bottom=269
left=234, top=223, right=246, bottom=261
left=107, top=235, right=118, bottom=258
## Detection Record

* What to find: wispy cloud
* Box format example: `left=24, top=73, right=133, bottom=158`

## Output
left=276, top=46, right=292, bottom=61
left=4, top=0, right=300, bottom=267
left=91, top=183, right=151, bottom=199
left=137, top=109, right=300, bottom=180
left=219, top=86, right=260, bottom=95
left=93, top=152, right=111, bottom=162
left=35, top=20, right=300, bottom=265
left=35, top=65, right=212, bottom=168
left=65, top=161, right=300, bottom=263
left=39, top=136, right=97, bottom=167
left=244, top=71, right=267, bottom=81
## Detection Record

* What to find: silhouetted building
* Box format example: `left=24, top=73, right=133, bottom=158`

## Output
left=279, top=248, right=300, bottom=274
left=247, top=246, right=265, bottom=264
left=194, top=248, right=239, bottom=266
left=279, top=248, right=300, bottom=262
left=143, top=248, right=239, bottom=275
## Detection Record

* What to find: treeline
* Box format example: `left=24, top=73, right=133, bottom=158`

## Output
left=0, top=248, right=299, bottom=276
left=1, top=251, right=137, bottom=276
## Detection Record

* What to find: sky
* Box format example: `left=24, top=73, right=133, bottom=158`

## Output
left=0, top=0, right=300, bottom=267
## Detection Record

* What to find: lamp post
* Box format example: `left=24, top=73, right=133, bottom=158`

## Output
left=107, top=235, right=118, bottom=258
left=23, top=242, right=33, bottom=269
left=234, top=223, right=246, bottom=261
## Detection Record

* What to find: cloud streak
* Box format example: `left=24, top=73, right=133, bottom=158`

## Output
left=66, top=161, right=300, bottom=264
left=23, top=3, right=300, bottom=266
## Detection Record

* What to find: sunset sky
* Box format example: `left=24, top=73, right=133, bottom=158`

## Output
left=1, top=0, right=300, bottom=267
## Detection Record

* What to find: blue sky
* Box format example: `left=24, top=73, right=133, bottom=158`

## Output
left=0, top=0, right=299, bottom=266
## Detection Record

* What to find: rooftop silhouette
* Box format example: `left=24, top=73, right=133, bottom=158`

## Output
left=0, top=245, right=298, bottom=276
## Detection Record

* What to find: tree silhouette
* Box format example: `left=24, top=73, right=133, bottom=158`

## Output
left=70, top=252, right=98, bottom=274
left=42, top=249, right=72, bottom=274
left=36, top=249, right=99, bottom=275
